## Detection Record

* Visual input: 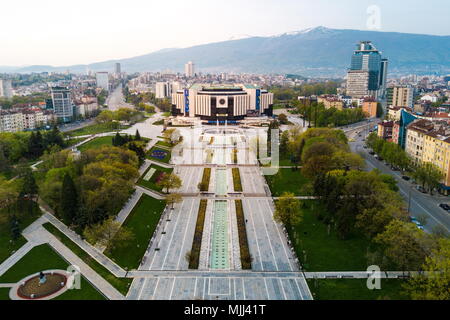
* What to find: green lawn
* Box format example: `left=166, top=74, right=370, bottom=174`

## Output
left=146, top=146, right=172, bottom=163
left=106, top=194, right=166, bottom=270
left=0, top=244, right=105, bottom=300
left=138, top=165, right=173, bottom=192
left=42, top=223, right=132, bottom=295
left=66, top=122, right=129, bottom=137
left=307, top=279, right=408, bottom=300
left=290, top=201, right=377, bottom=271
left=0, top=201, right=42, bottom=264
left=265, top=168, right=309, bottom=196
left=65, top=137, right=87, bottom=147
left=78, top=136, right=113, bottom=152
left=156, top=140, right=173, bottom=148
left=0, top=288, right=10, bottom=300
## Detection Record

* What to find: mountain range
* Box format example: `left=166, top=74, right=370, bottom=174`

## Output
left=1, top=26, right=450, bottom=77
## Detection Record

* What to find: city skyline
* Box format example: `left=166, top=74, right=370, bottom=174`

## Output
left=0, top=0, right=449, bottom=67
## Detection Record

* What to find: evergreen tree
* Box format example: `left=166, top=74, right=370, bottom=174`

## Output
left=60, top=173, right=78, bottom=225
left=9, top=215, right=21, bottom=240
left=135, top=130, right=141, bottom=141
left=20, top=168, right=38, bottom=198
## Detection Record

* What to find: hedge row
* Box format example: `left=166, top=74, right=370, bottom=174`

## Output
left=232, top=168, right=243, bottom=192
left=199, top=168, right=211, bottom=192
left=188, top=199, right=208, bottom=269
left=232, top=148, right=238, bottom=164
left=235, top=200, right=252, bottom=269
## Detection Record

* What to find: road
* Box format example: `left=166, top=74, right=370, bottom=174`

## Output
left=106, top=83, right=135, bottom=111
left=59, top=119, right=95, bottom=133
left=346, top=126, right=450, bottom=234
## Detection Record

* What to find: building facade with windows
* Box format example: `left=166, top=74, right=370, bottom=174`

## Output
left=171, top=84, right=273, bottom=122
left=51, top=86, right=74, bottom=122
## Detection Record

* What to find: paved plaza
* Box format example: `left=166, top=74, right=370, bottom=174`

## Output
left=127, top=126, right=312, bottom=300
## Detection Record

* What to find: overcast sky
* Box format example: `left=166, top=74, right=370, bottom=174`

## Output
left=1, top=0, right=449, bottom=66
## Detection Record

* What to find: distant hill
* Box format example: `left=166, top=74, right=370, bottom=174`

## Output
left=2, top=27, right=450, bottom=76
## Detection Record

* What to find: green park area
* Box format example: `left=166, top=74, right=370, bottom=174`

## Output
left=307, top=279, right=408, bottom=300
left=0, top=244, right=105, bottom=300
left=146, top=146, right=172, bottom=163
left=265, top=168, right=309, bottom=196
left=289, top=201, right=376, bottom=272
left=78, top=136, right=113, bottom=152
left=156, top=140, right=172, bottom=148
left=0, top=201, right=42, bottom=264
left=66, top=122, right=128, bottom=137
left=106, top=194, right=166, bottom=270
left=42, top=223, right=132, bottom=295
left=138, top=165, right=173, bottom=192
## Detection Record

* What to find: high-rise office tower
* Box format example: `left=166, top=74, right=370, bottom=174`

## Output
left=96, top=72, right=109, bottom=91
left=184, top=61, right=195, bottom=78
left=0, top=79, right=13, bottom=98
left=51, top=86, right=73, bottom=122
left=115, top=63, right=121, bottom=76
left=346, top=41, right=388, bottom=99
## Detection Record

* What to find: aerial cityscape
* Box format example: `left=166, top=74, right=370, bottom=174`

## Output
left=0, top=0, right=449, bottom=311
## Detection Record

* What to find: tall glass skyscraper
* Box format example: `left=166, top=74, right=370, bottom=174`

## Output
left=347, top=41, right=388, bottom=99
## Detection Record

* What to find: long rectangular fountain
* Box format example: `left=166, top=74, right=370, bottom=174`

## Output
left=210, top=200, right=230, bottom=270
left=215, top=168, right=227, bottom=195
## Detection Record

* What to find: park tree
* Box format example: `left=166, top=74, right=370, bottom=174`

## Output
left=20, top=168, right=38, bottom=208
left=279, top=130, right=290, bottom=156
left=374, top=220, right=432, bottom=271
left=95, top=110, right=114, bottom=124
left=83, top=217, right=134, bottom=252
left=0, top=177, right=19, bottom=210
left=278, top=113, right=288, bottom=125
left=274, top=192, right=303, bottom=230
left=404, top=238, right=450, bottom=300
left=166, top=193, right=183, bottom=209
left=157, top=173, right=182, bottom=193
left=60, top=173, right=78, bottom=225
left=135, top=129, right=141, bottom=141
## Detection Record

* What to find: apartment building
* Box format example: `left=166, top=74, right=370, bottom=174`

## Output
left=405, top=119, right=435, bottom=165
left=377, top=121, right=394, bottom=141
left=317, top=95, right=344, bottom=110
left=362, top=98, right=378, bottom=118
left=0, top=108, right=56, bottom=133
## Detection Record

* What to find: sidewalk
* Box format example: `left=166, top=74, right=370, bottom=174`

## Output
left=42, top=213, right=127, bottom=278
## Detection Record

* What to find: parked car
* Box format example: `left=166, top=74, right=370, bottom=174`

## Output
left=402, top=175, right=411, bottom=181
left=439, top=203, right=450, bottom=211
left=416, top=185, right=427, bottom=193
left=377, top=156, right=384, bottom=161
left=369, top=151, right=375, bottom=155
left=409, top=217, right=425, bottom=230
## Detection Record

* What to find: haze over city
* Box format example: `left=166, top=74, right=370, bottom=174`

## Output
left=1, top=0, right=449, bottom=66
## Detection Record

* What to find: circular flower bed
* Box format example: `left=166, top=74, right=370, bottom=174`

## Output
left=17, top=273, right=67, bottom=299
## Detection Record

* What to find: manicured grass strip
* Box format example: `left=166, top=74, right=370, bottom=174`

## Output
left=199, top=168, right=211, bottom=192
left=232, top=149, right=238, bottom=164
left=78, top=136, right=113, bottom=152
left=42, top=223, right=132, bottom=295
left=156, top=140, right=172, bottom=148
left=306, top=279, right=408, bottom=300
left=153, top=119, right=164, bottom=125
left=106, top=194, right=166, bottom=270
left=0, top=243, right=105, bottom=300
left=0, top=200, right=41, bottom=264
left=232, top=168, right=243, bottom=192
left=289, top=201, right=378, bottom=271
left=265, top=168, right=309, bottom=196
left=138, top=165, right=173, bottom=192
left=189, top=200, right=207, bottom=269
left=235, top=200, right=251, bottom=269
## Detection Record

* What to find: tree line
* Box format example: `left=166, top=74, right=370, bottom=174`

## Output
left=273, top=127, right=450, bottom=299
